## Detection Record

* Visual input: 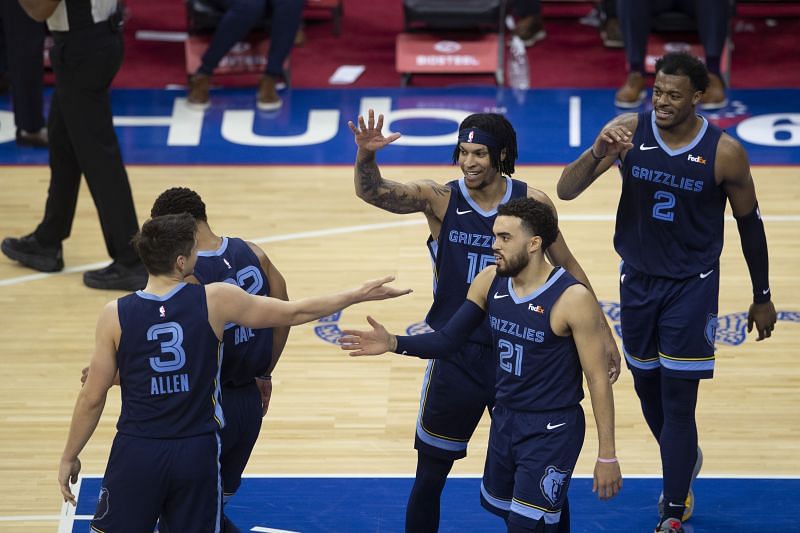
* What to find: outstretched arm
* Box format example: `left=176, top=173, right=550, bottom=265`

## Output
left=208, top=276, right=411, bottom=335
left=555, top=285, right=622, bottom=500
left=339, top=267, right=494, bottom=357
left=557, top=114, right=637, bottom=200
left=350, top=109, right=450, bottom=217
left=717, top=134, right=777, bottom=340
left=59, top=302, right=120, bottom=506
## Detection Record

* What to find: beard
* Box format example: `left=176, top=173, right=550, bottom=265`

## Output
left=495, top=250, right=528, bottom=278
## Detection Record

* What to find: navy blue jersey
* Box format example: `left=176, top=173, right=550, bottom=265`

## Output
left=193, top=237, right=274, bottom=387
left=615, top=111, right=727, bottom=278
left=116, top=283, right=224, bottom=438
left=426, top=177, right=528, bottom=344
left=487, top=268, right=584, bottom=412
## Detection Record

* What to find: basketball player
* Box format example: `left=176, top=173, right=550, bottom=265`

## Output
left=340, top=197, right=623, bottom=532
left=150, top=187, right=287, bottom=532
left=58, top=213, right=410, bottom=532
left=557, top=52, right=777, bottom=533
left=349, top=110, right=621, bottom=532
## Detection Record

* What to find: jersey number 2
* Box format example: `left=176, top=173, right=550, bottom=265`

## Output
left=652, top=191, right=675, bottom=222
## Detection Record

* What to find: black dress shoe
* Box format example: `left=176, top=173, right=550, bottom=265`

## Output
left=83, top=261, right=147, bottom=291
left=16, top=128, right=48, bottom=148
left=1, top=234, right=64, bottom=272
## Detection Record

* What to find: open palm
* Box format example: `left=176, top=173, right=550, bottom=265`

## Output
left=339, top=316, right=393, bottom=356
left=348, top=109, right=402, bottom=152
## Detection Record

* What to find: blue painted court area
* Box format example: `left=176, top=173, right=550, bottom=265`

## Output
left=1, top=88, right=798, bottom=166
left=66, top=475, right=799, bottom=532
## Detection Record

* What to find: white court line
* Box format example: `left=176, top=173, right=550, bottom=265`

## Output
left=2, top=215, right=799, bottom=289
left=569, top=96, right=581, bottom=147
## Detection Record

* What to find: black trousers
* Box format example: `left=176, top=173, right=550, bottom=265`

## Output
left=617, top=0, right=731, bottom=72
left=0, top=0, right=45, bottom=132
left=34, top=23, right=140, bottom=266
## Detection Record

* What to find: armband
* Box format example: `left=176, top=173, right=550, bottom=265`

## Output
left=735, top=202, right=770, bottom=304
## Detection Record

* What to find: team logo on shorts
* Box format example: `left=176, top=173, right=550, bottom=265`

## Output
left=705, top=313, right=718, bottom=348
left=540, top=466, right=570, bottom=507
left=94, top=487, right=110, bottom=520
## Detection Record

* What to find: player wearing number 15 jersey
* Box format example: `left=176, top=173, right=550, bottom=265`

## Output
left=339, top=198, right=622, bottom=532
left=558, top=52, right=777, bottom=532
left=350, top=110, right=620, bottom=532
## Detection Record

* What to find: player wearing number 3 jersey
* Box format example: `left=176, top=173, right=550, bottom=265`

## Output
left=349, top=110, right=621, bottom=532
left=57, top=213, right=411, bottom=532
left=557, top=52, right=777, bottom=533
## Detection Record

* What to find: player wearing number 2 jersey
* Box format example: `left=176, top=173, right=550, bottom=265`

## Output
left=350, top=110, right=620, bottom=532
left=150, top=187, right=289, bottom=533
left=558, top=52, right=777, bottom=533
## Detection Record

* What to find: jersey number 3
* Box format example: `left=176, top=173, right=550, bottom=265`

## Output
left=148, top=322, right=187, bottom=373
left=652, top=191, right=676, bottom=222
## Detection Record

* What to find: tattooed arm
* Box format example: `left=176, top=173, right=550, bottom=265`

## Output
left=349, top=109, right=451, bottom=219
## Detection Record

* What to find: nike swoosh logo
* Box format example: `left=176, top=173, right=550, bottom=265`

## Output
left=667, top=502, right=683, bottom=508
left=640, top=143, right=659, bottom=151
left=699, top=269, right=714, bottom=279
left=546, top=422, right=566, bottom=430
left=456, top=209, right=473, bottom=215
left=762, top=288, right=770, bottom=295
left=493, top=292, right=509, bottom=299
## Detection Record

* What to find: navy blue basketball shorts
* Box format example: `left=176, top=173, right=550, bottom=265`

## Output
left=619, top=261, right=719, bottom=379
left=480, top=404, right=585, bottom=531
left=91, top=432, right=222, bottom=533
left=415, top=341, right=496, bottom=460
left=220, top=382, right=263, bottom=499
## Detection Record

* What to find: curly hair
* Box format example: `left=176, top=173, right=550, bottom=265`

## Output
left=497, top=197, right=559, bottom=250
left=655, top=52, right=710, bottom=93
left=452, top=113, right=518, bottom=176
left=150, top=187, right=207, bottom=221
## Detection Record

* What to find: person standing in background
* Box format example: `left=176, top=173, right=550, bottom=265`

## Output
left=0, top=0, right=48, bottom=147
left=3, top=0, right=145, bottom=290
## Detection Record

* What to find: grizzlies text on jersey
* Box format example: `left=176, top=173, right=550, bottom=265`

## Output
left=487, top=267, right=584, bottom=411
left=426, top=176, right=528, bottom=344
left=615, top=111, right=726, bottom=278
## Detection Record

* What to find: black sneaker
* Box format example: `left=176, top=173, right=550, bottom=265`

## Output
left=1, top=234, right=64, bottom=272
left=83, top=261, right=147, bottom=291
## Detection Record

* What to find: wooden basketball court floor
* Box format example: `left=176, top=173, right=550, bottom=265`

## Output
left=0, top=164, right=797, bottom=530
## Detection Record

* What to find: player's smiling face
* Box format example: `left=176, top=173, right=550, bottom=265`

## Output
left=652, top=71, right=701, bottom=129
left=458, top=142, right=499, bottom=189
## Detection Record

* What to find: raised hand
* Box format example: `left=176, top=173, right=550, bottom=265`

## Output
left=339, top=316, right=395, bottom=356
left=593, top=124, right=634, bottom=159
left=748, top=300, right=777, bottom=341
left=357, top=275, right=413, bottom=302
left=348, top=109, right=402, bottom=153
